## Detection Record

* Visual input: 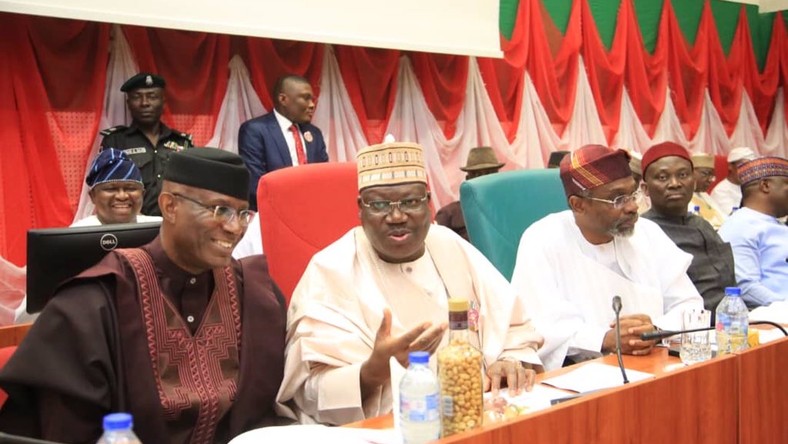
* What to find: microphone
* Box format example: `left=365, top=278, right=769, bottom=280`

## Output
left=640, top=321, right=788, bottom=341
left=612, top=295, right=629, bottom=384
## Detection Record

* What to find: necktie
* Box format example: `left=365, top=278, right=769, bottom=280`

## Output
left=289, top=124, right=307, bottom=165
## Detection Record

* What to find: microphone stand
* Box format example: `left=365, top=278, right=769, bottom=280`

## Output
left=612, top=295, right=629, bottom=384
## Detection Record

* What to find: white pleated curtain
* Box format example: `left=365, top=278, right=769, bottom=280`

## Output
left=72, top=25, right=788, bottom=223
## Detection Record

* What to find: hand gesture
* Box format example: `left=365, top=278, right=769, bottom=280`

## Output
left=360, top=309, right=447, bottom=390
left=483, top=360, right=536, bottom=396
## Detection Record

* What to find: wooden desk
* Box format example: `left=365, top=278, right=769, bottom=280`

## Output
left=0, top=323, right=32, bottom=348
left=737, top=337, right=788, bottom=444
left=350, top=348, right=741, bottom=443
left=439, top=350, right=737, bottom=444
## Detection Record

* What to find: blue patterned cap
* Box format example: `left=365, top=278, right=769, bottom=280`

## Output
left=86, top=148, right=143, bottom=189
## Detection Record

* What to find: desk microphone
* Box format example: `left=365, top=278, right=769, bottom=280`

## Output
left=612, top=295, right=629, bottom=384
left=640, top=321, right=788, bottom=341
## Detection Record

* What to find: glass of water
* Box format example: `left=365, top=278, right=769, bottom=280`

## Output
left=680, top=309, right=712, bottom=365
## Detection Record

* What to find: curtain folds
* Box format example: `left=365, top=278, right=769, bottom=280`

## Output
left=1, top=1, right=787, bottom=266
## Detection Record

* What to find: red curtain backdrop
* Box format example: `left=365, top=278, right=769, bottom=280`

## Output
left=240, top=38, right=324, bottom=111
left=0, top=13, right=109, bottom=266
left=1, top=0, right=787, bottom=266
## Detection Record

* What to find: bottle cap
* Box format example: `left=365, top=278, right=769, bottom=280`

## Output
left=409, top=351, right=429, bottom=364
left=448, top=298, right=469, bottom=312
left=103, top=413, right=133, bottom=431
left=693, top=205, right=700, bottom=212
left=724, top=287, right=741, bottom=296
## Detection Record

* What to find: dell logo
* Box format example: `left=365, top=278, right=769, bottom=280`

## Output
left=100, top=234, right=119, bottom=251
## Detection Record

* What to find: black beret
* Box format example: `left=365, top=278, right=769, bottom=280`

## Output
left=120, top=72, right=166, bottom=92
left=163, top=147, right=249, bottom=201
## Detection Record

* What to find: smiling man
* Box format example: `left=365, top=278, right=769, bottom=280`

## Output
left=641, top=142, right=735, bottom=314
left=510, top=144, right=703, bottom=370
left=238, top=74, right=329, bottom=211
left=99, top=73, right=193, bottom=216
left=71, top=148, right=162, bottom=227
left=278, top=142, right=543, bottom=425
left=0, top=148, right=289, bottom=443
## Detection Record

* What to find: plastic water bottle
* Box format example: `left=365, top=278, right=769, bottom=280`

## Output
left=715, top=287, right=749, bottom=356
left=399, top=351, right=440, bottom=443
left=97, top=413, right=142, bottom=444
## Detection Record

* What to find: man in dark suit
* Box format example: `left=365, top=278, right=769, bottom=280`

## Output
left=238, top=75, right=329, bottom=210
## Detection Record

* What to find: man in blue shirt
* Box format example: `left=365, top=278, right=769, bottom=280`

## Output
left=719, top=156, right=788, bottom=307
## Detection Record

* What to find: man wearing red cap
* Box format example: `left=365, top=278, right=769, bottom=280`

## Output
left=640, top=142, right=735, bottom=314
left=511, top=144, right=703, bottom=370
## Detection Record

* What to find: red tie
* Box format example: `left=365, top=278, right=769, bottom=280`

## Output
left=290, top=124, right=307, bottom=165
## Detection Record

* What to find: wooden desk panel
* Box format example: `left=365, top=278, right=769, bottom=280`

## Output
left=0, top=323, right=32, bottom=348
left=737, top=337, right=788, bottom=444
left=439, top=353, right=738, bottom=444
left=350, top=348, right=741, bottom=444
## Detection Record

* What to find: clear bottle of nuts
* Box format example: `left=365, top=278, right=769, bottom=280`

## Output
left=438, top=298, right=483, bottom=437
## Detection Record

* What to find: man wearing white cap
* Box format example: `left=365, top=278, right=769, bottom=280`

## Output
left=710, top=147, right=757, bottom=215
left=278, top=142, right=543, bottom=425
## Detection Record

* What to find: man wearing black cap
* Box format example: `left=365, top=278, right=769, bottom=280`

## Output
left=238, top=74, right=328, bottom=211
left=99, top=72, right=193, bottom=216
left=0, top=148, right=289, bottom=443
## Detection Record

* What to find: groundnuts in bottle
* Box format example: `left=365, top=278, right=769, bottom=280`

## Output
left=438, top=298, right=483, bottom=437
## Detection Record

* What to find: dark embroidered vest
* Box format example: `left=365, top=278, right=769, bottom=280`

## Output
left=118, top=249, right=241, bottom=444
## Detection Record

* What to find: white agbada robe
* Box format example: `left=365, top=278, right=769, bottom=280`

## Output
left=276, top=225, right=543, bottom=425
left=511, top=211, right=703, bottom=371
left=710, top=179, right=741, bottom=215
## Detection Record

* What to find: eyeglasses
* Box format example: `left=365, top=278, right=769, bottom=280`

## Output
left=696, top=170, right=716, bottom=178
left=170, top=193, right=255, bottom=226
left=360, top=194, right=430, bottom=215
left=584, top=190, right=642, bottom=210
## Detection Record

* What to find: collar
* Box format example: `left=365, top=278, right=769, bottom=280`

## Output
left=125, top=122, right=173, bottom=138
left=643, top=208, right=691, bottom=225
left=142, top=236, right=211, bottom=287
left=273, top=109, right=296, bottom=133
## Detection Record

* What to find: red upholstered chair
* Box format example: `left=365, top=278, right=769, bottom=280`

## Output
left=0, top=346, right=17, bottom=408
left=256, top=163, right=360, bottom=304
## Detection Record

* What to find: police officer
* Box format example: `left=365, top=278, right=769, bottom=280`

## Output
left=99, top=73, right=192, bottom=216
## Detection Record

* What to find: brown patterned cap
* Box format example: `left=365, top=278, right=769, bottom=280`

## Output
left=357, top=142, right=427, bottom=190
left=737, top=156, right=788, bottom=186
left=559, top=144, right=632, bottom=197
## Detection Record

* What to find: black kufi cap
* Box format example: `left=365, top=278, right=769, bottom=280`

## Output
left=163, top=147, right=249, bottom=200
left=121, top=72, right=166, bottom=92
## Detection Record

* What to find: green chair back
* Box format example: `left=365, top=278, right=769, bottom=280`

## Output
left=460, top=169, right=568, bottom=280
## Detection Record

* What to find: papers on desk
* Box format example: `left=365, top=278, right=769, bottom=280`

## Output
left=486, top=383, right=574, bottom=412
left=541, top=362, right=654, bottom=393
left=229, top=425, right=400, bottom=444
left=749, top=300, right=788, bottom=325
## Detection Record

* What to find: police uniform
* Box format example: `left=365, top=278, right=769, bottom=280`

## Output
left=99, top=72, right=192, bottom=216
left=100, top=125, right=192, bottom=216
